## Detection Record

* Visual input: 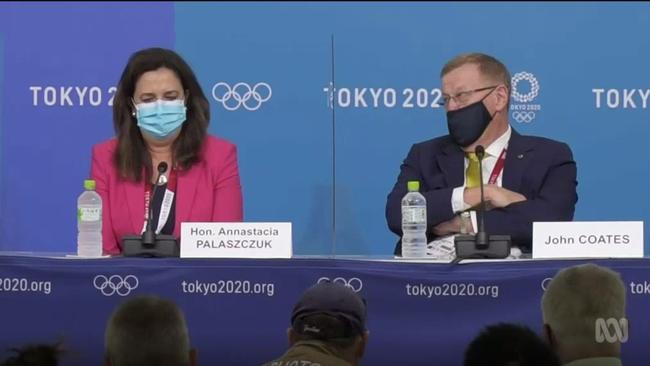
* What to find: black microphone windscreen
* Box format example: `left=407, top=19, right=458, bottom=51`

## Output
left=475, top=145, right=485, bottom=159
left=157, top=162, right=168, bottom=174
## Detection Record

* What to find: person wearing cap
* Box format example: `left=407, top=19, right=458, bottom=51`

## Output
left=262, top=281, right=369, bottom=366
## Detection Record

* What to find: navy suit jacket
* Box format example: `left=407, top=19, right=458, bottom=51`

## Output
left=386, top=129, right=578, bottom=255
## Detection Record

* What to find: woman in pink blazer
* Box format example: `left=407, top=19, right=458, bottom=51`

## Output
left=91, top=48, right=243, bottom=255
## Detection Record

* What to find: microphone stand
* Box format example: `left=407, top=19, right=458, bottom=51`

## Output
left=122, top=162, right=180, bottom=258
left=454, top=145, right=511, bottom=260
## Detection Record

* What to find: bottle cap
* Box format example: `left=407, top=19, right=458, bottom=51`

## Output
left=407, top=181, right=420, bottom=192
left=84, top=179, right=96, bottom=190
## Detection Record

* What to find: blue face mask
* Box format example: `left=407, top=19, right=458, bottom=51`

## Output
left=135, top=99, right=187, bottom=139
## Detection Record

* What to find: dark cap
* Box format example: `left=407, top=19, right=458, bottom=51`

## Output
left=291, top=281, right=367, bottom=339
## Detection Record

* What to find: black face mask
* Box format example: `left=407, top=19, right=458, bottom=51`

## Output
left=446, top=95, right=495, bottom=147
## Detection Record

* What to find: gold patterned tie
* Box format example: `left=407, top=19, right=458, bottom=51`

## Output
left=466, top=152, right=480, bottom=189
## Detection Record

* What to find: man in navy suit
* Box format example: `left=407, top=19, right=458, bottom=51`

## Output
left=386, top=53, right=577, bottom=255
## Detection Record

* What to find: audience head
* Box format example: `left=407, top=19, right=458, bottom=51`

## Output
left=0, top=342, right=63, bottom=366
left=288, top=281, right=369, bottom=365
left=104, top=295, right=196, bottom=366
left=464, top=323, right=560, bottom=366
left=541, top=263, right=626, bottom=363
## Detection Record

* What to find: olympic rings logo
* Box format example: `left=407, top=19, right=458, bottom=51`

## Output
left=512, top=111, right=536, bottom=123
left=211, top=82, right=272, bottom=111
left=317, top=277, right=363, bottom=292
left=511, top=72, right=540, bottom=103
left=93, top=275, right=139, bottom=296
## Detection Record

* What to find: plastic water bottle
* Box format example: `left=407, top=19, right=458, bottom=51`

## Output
left=401, top=180, right=427, bottom=258
left=77, top=179, right=103, bottom=257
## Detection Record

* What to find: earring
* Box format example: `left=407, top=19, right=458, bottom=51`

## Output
left=131, top=111, right=136, bottom=117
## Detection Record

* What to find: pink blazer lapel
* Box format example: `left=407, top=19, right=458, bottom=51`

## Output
left=174, top=165, right=201, bottom=236
left=123, top=179, right=145, bottom=235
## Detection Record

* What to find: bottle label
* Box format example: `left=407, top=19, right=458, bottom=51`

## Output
left=78, top=207, right=101, bottom=222
left=402, top=207, right=426, bottom=224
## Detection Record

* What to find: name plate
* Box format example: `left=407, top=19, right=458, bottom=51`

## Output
left=533, top=221, right=644, bottom=259
left=180, top=222, right=292, bottom=258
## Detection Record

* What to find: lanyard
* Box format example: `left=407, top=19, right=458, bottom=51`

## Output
left=142, top=168, right=177, bottom=235
left=487, top=148, right=507, bottom=185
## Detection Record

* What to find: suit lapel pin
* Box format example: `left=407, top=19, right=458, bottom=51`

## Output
left=517, top=154, right=524, bottom=159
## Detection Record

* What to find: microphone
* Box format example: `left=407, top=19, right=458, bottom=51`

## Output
left=142, top=162, right=168, bottom=246
left=122, top=160, right=179, bottom=257
left=453, top=145, right=511, bottom=261
left=474, top=145, right=488, bottom=249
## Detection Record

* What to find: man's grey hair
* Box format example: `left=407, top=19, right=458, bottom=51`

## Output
left=104, top=295, right=191, bottom=366
left=541, top=263, right=626, bottom=350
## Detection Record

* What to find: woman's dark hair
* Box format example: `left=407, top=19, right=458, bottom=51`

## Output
left=112, top=47, right=210, bottom=181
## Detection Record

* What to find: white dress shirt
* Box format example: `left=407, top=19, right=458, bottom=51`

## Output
left=451, top=126, right=512, bottom=232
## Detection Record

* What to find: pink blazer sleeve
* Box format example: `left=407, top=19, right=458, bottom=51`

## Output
left=90, top=144, right=120, bottom=255
left=212, top=143, right=243, bottom=221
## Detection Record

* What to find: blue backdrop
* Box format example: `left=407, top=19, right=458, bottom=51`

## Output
left=1, top=2, right=649, bottom=255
